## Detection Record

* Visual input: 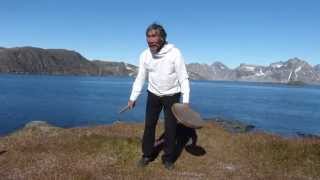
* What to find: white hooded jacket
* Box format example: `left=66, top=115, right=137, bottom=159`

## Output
left=129, top=43, right=190, bottom=103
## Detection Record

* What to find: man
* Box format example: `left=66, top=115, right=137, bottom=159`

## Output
left=128, top=23, right=190, bottom=170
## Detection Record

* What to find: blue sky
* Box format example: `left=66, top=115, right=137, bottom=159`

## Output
left=1, top=0, right=319, bottom=68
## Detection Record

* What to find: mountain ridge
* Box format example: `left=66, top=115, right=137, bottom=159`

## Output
left=0, top=46, right=319, bottom=84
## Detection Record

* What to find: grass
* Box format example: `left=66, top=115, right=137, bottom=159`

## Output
left=0, top=121, right=319, bottom=180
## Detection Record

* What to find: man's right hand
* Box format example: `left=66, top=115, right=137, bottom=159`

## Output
left=127, top=100, right=136, bottom=110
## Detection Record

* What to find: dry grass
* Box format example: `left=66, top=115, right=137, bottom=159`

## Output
left=0, top=121, right=319, bottom=180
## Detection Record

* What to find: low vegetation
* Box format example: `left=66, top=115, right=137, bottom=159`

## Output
left=0, top=121, right=319, bottom=180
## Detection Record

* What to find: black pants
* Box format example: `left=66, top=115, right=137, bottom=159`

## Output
left=142, top=90, right=181, bottom=163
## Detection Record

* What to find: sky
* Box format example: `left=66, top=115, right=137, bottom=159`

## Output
left=1, top=0, right=319, bottom=68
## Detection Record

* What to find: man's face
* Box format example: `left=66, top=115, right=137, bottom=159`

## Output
left=147, top=29, right=163, bottom=54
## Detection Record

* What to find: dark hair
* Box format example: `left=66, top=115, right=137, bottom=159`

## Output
left=146, top=23, right=167, bottom=44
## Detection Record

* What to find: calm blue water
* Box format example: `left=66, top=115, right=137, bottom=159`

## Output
left=0, top=74, right=319, bottom=136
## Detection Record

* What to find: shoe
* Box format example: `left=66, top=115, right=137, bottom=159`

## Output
left=137, top=157, right=151, bottom=168
left=163, top=161, right=174, bottom=170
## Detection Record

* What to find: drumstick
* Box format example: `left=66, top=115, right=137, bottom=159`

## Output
left=118, top=105, right=130, bottom=114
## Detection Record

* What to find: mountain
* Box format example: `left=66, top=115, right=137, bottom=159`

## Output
left=314, top=64, right=320, bottom=72
left=232, top=58, right=320, bottom=83
left=269, top=58, right=320, bottom=83
left=0, top=47, right=98, bottom=75
left=91, top=60, right=137, bottom=76
left=187, top=58, right=320, bottom=84
left=187, top=62, right=233, bottom=80
left=1, top=46, right=319, bottom=84
left=0, top=47, right=137, bottom=76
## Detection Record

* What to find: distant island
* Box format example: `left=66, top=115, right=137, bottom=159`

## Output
left=1, top=46, right=320, bottom=84
left=0, top=47, right=137, bottom=77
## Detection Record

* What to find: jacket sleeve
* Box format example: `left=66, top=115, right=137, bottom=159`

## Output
left=129, top=53, right=147, bottom=101
left=174, top=49, right=190, bottom=103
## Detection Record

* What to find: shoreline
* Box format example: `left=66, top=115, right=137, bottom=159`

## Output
left=1, top=118, right=319, bottom=140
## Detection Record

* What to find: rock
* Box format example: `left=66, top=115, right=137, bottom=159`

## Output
left=296, top=132, right=320, bottom=139
left=24, top=120, right=60, bottom=134
left=205, top=117, right=255, bottom=133
left=24, top=121, right=51, bottom=128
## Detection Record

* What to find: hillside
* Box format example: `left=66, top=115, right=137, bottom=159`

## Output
left=0, top=47, right=137, bottom=76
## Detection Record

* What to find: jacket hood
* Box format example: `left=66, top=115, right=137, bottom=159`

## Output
left=150, top=43, right=174, bottom=58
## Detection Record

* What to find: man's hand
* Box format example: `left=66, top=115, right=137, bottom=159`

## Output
left=128, top=100, right=136, bottom=110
